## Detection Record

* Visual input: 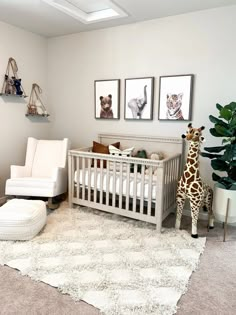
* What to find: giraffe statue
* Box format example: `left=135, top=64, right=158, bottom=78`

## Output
left=175, top=123, right=214, bottom=238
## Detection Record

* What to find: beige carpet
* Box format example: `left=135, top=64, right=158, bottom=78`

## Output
left=0, top=203, right=206, bottom=315
left=0, top=213, right=235, bottom=315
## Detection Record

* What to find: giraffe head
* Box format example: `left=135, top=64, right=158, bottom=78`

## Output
left=182, top=123, right=205, bottom=142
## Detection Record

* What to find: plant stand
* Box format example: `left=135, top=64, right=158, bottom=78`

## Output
left=223, top=198, right=230, bottom=242
left=213, top=183, right=236, bottom=242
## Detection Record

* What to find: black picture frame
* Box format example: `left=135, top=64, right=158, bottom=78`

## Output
left=124, top=77, right=154, bottom=120
left=158, top=74, right=194, bottom=121
left=95, top=79, right=120, bottom=120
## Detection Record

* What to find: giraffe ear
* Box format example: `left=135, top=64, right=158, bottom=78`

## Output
left=188, top=123, right=192, bottom=128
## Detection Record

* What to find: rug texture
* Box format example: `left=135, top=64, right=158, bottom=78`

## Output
left=0, top=203, right=206, bottom=315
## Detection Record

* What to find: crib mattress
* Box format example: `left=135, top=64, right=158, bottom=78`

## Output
left=74, top=169, right=158, bottom=200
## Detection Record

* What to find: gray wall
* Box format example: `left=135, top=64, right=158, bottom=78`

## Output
left=0, top=21, right=49, bottom=198
left=47, top=5, right=236, bottom=187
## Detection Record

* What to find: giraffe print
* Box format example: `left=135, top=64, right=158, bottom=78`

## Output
left=175, top=123, right=214, bottom=238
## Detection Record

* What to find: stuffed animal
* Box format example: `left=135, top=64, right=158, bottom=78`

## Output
left=145, top=152, right=164, bottom=176
left=100, top=94, right=113, bottom=119
left=13, top=77, right=23, bottom=96
left=130, top=150, right=147, bottom=173
left=27, top=104, right=38, bottom=115
left=4, top=75, right=15, bottom=95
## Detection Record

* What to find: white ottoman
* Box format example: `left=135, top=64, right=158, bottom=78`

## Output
left=0, top=199, right=47, bottom=241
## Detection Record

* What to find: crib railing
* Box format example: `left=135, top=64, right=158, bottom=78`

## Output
left=68, top=148, right=181, bottom=232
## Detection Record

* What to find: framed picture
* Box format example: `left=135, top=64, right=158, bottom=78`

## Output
left=158, top=74, right=194, bottom=121
left=95, top=79, right=120, bottom=119
left=124, top=77, right=154, bottom=120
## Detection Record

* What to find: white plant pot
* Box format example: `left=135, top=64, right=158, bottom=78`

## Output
left=213, top=183, right=236, bottom=223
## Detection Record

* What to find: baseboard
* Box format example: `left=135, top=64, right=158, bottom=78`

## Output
left=183, top=208, right=236, bottom=226
left=0, top=196, right=7, bottom=206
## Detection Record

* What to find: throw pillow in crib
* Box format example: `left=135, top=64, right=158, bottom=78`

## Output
left=92, top=141, right=120, bottom=168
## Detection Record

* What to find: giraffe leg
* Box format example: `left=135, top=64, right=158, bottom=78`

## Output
left=206, top=187, right=214, bottom=229
left=175, top=192, right=185, bottom=230
left=190, top=198, right=202, bottom=238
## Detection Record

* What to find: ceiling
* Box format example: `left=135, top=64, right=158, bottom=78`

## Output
left=0, top=0, right=235, bottom=37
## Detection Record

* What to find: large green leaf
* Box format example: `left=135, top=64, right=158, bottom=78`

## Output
left=231, top=161, right=236, bottom=166
left=212, top=173, right=235, bottom=189
left=209, top=128, right=223, bottom=137
left=221, top=144, right=236, bottom=161
left=228, top=166, right=236, bottom=181
left=203, top=145, right=226, bottom=153
left=201, top=152, right=222, bottom=159
left=225, top=102, right=236, bottom=111
left=209, top=115, right=228, bottom=128
left=212, top=172, right=221, bottom=181
left=215, top=124, right=232, bottom=137
left=220, top=108, right=232, bottom=121
left=216, top=103, right=223, bottom=111
left=211, top=159, right=229, bottom=171
left=230, top=116, right=236, bottom=129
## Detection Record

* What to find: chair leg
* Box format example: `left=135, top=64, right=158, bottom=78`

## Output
left=48, top=197, right=60, bottom=210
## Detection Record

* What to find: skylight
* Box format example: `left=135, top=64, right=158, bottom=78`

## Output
left=42, top=0, right=128, bottom=24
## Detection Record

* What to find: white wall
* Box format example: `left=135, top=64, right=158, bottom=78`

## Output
left=0, top=21, right=49, bottom=198
left=1, top=5, right=235, bottom=198
left=47, top=5, right=236, bottom=188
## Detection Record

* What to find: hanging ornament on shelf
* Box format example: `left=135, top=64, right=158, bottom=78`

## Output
left=26, top=83, right=49, bottom=117
left=0, top=57, right=27, bottom=98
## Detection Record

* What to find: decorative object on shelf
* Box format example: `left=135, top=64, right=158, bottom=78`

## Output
left=201, top=102, right=236, bottom=241
left=95, top=79, right=120, bottom=120
left=158, top=74, right=193, bottom=121
left=26, top=83, right=49, bottom=117
left=124, top=77, right=154, bottom=120
left=175, top=123, right=214, bottom=238
left=0, top=57, right=27, bottom=98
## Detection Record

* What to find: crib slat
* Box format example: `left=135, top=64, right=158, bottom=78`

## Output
left=82, top=157, right=86, bottom=200
left=147, top=166, right=153, bottom=216
left=87, top=157, right=91, bottom=202
left=154, top=169, right=159, bottom=218
left=106, top=160, right=110, bottom=205
left=155, top=164, right=165, bottom=233
left=132, top=164, right=138, bottom=212
left=94, top=159, right=97, bottom=203
left=140, top=164, right=145, bottom=214
left=119, top=162, right=123, bottom=208
left=125, top=163, right=130, bottom=211
left=76, top=157, right=80, bottom=199
left=112, top=161, right=116, bottom=207
left=99, top=160, right=104, bottom=204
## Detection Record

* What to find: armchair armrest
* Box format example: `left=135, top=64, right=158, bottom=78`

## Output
left=10, top=165, right=31, bottom=178
left=51, top=167, right=67, bottom=193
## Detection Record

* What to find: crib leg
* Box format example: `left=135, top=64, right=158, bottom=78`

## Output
left=156, top=221, right=161, bottom=233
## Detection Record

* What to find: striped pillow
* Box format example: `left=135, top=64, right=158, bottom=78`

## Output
left=109, top=145, right=134, bottom=157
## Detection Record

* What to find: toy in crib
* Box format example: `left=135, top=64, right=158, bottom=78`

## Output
left=145, top=152, right=164, bottom=175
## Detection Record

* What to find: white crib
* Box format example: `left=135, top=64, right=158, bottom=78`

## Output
left=68, top=133, right=184, bottom=232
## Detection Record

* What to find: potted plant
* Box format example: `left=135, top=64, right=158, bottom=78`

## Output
left=201, top=102, right=236, bottom=224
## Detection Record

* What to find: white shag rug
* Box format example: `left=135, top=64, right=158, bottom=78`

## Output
left=0, top=203, right=206, bottom=315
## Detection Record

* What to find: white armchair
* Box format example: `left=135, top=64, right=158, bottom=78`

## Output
left=5, top=137, right=70, bottom=207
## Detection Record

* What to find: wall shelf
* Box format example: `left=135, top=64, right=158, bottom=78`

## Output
left=0, top=92, right=27, bottom=98
left=25, top=113, right=49, bottom=117
left=0, top=57, right=27, bottom=98
left=26, top=83, right=49, bottom=118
